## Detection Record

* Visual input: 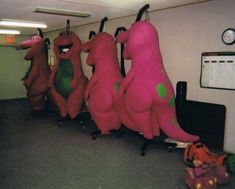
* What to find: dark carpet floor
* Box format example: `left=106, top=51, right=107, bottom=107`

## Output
left=0, top=99, right=234, bottom=189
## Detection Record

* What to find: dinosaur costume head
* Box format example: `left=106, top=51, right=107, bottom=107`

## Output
left=82, top=32, right=118, bottom=67
left=53, top=31, right=82, bottom=59
left=117, top=21, right=159, bottom=60
left=20, top=35, right=46, bottom=58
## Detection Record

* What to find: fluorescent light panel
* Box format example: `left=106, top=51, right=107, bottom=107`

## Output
left=0, top=19, right=47, bottom=28
left=34, top=7, right=91, bottom=18
left=0, top=29, right=20, bottom=35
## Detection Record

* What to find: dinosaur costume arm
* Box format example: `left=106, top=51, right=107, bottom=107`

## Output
left=84, top=74, right=97, bottom=101
left=117, top=69, right=135, bottom=99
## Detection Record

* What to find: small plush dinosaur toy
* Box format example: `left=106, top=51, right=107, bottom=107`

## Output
left=116, top=21, right=199, bottom=142
left=20, top=35, right=51, bottom=115
left=48, top=31, right=88, bottom=119
left=82, top=32, right=123, bottom=134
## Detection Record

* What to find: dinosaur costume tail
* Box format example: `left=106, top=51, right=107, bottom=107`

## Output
left=158, top=113, right=199, bottom=142
left=161, top=124, right=199, bottom=142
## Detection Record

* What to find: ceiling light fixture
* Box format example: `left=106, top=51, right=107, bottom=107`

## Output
left=0, top=29, right=20, bottom=35
left=34, top=7, right=91, bottom=18
left=0, top=19, right=47, bottom=28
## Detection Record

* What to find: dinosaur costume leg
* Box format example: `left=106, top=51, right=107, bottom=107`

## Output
left=27, top=77, right=48, bottom=111
left=50, top=86, right=67, bottom=117
left=67, top=78, right=87, bottom=119
left=123, top=85, right=158, bottom=139
left=117, top=100, right=137, bottom=132
left=88, top=87, right=120, bottom=134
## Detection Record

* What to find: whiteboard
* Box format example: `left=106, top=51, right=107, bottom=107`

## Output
left=200, top=52, right=235, bottom=90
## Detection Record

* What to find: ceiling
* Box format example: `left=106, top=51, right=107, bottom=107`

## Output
left=0, top=0, right=209, bottom=35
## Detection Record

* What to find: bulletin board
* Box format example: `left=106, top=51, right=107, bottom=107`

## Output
left=200, top=52, right=235, bottom=90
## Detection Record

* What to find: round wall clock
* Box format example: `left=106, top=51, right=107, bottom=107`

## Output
left=222, top=28, right=235, bottom=45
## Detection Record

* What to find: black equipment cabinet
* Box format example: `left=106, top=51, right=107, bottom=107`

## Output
left=176, top=81, right=226, bottom=151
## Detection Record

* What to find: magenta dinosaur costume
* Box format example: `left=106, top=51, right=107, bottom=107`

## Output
left=20, top=35, right=51, bottom=113
left=48, top=31, right=88, bottom=119
left=82, top=32, right=123, bottom=134
left=116, top=21, right=199, bottom=142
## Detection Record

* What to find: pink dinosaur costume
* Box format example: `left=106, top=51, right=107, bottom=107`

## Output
left=20, top=35, right=51, bottom=113
left=116, top=21, right=199, bottom=142
left=48, top=31, right=88, bottom=119
left=82, top=32, right=123, bottom=134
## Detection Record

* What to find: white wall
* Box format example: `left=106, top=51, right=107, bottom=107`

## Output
left=46, top=0, right=235, bottom=153
left=151, top=0, right=235, bottom=153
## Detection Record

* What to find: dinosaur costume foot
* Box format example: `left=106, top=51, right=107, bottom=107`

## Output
left=68, top=111, right=78, bottom=119
left=91, top=129, right=122, bottom=140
